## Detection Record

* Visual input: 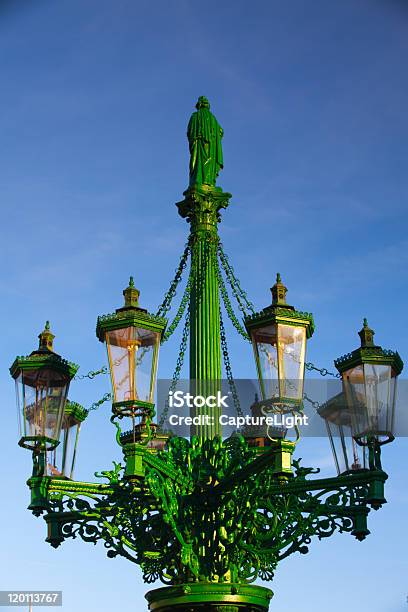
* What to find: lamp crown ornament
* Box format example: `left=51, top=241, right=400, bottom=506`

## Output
left=38, top=320, right=55, bottom=353
left=358, top=317, right=375, bottom=347
left=122, top=275, right=140, bottom=309
left=270, top=272, right=290, bottom=308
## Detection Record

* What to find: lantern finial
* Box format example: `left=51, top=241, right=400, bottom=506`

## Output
left=123, top=277, right=140, bottom=309
left=358, top=318, right=375, bottom=348
left=38, top=320, right=55, bottom=352
left=271, top=273, right=288, bottom=306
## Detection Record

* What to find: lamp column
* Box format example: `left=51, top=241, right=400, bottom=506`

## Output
left=177, top=185, right=230, bottom=439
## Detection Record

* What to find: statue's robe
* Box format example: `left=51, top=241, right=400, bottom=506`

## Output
left=187, top=108, right=224, bottom=188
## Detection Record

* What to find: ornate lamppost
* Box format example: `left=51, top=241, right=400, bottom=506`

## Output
left=11, top=97, right=403, bottom=612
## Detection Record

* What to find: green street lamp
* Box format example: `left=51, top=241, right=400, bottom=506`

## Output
left=334, top=319, right=403, bottom=448
left=96, top=277, right=166, bottom=432
left=244, top=273, right=314, bottom=413
left=11, top=99, right=405, bottom=612
left=10, top=322, right=78, bottom=453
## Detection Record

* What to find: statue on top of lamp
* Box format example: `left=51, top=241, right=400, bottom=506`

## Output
left=187, top=96, right=224, bottom=190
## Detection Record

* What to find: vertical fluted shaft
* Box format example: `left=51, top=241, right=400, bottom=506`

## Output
left=189, top=231, right=221, bottom=438
left=177, top=186, right=231, bottom=440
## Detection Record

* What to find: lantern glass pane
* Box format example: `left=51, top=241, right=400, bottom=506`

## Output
left=344, top=364, right=396, bottom=441
left=251, top=324, right=279, bottom=401
left=46, top=447, right=60, bottom=477
left=278, top=324, right=306, bottom=400
left=363, top=363, right=396, bottom=439
left=46, top=414, right=81, bottom=479
left=251, top=323, right=306, bottom=404
left=106, top=326, right=160, bottom=404
left=325, top=421, right=368, bottom=475
left=16, top=368, right=69, bottom=444
left=15, top=373, right=24, bottom=438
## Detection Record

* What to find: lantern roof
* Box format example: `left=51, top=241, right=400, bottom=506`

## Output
left=334, top=319, right=403, bottom=375
left=9, top=321, right=79, bottom=380
left=96, top=277, right=167, bottom=342
left=244, top=273, right=314, bottom=338
left=317, top=391, right=350, bottom=426
left=64, top=400, right=88, bottom=423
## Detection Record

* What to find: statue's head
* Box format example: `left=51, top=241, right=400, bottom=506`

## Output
left=196, top=96, right=210, bottom=110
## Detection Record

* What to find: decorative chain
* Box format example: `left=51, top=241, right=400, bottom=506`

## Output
left=162, top=272, right=192, bottom=343
left=74, top=245, right=189, bottom=383
left=158, top=306, right=191, bottom=428
left=215, top=254, right=250, bottom=341
left=303, top=392, right=322, bottom=412
left=303, top=362, right=341, bottom=411
left=156, top=242, right=191, bottom=318
left=305, top=362, right=341, bottom=379
left=218, top=243, right=256, bottom=315
left=74, top=366, right=108, bottom=380
left=159, top=239, right=200, bottom=425
left=220, top=307, right=244, bottom=418
left=88, top=392, right=112, bottom=412
left=73, top=243, right=340, bottom=425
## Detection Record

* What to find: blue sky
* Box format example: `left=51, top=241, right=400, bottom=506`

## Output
left=0, top=1, right=407, bottom=610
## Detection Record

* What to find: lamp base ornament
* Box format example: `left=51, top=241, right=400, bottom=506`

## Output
left=146, top=583, right=273, bottom=612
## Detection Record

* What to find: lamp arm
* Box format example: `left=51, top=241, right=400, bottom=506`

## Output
left=264, top=469, right=388, bottom=497
left=213, top=446, right=278, bottom=495
left=28, top=435, right=389, bottom=585
left=213, top=442, right=387, bottom=497
left=40, top=480, right=178, bottom=576
left=48, top=479, right=114, bottom=496
left=142, top=449, right=194, bottom=491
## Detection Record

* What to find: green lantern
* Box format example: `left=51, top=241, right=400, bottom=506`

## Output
left=244, top=274, right=314, bottom=412
left=334, top=319, right=403, bottom=445
left=10, top=322, right=78, bottom=451
left=46, top=401, right=87, bottom=479
left=96, top=278, right=167, bottom=424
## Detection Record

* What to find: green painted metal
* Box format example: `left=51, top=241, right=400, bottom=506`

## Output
left=96, top=278, right=167, bottom=341
left=10, top=339, right=78, bottom=380
left=187, top=96, right=224, bottom=189
left=146, top=582, right=273, bottom=612
left=96, top=279, right=167, bottom=435
left=29, top=434, right=386, bottom=586
left=13, top=98, right=402, bottom=612
left=177, top=117, right=232, bottom=437
left=63, top=400, right=88, bottom=423
left=188, top=227, right=222, bottom=438
left=244, top=276, right=314, bottom=340
left=177, top=97, right=231, bottom=438
left=10, top=323, right=79, bottom=451
left=334, top=318, right=403, bottom=374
